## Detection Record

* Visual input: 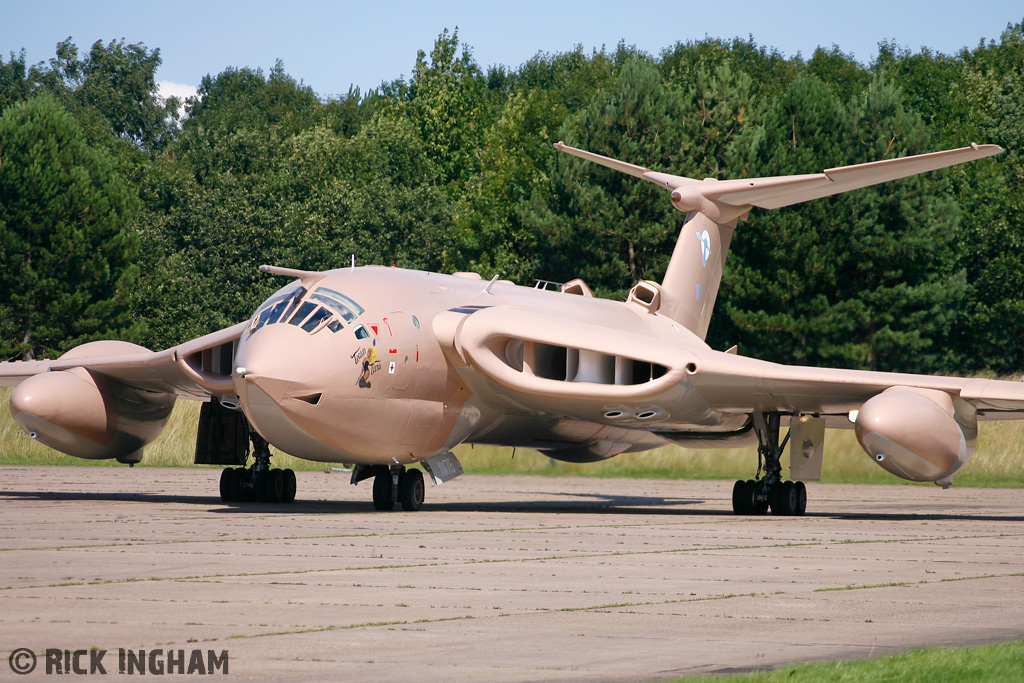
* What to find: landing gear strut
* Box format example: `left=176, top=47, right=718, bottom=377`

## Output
left=357, top=465, right=426, bottom=511
left=732, top=413, right=807, bottom=516
left=219, top=432, right=296, bottom=504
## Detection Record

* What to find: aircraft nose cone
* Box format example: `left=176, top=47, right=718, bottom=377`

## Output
left=230, top=324, right=351, bottom=460
left=232, top=325, right=320, bottom=409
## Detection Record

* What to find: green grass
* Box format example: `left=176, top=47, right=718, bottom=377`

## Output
left=1, top=386, right=1022, bottom=486
left=672, top=639, right=1024, bottom=682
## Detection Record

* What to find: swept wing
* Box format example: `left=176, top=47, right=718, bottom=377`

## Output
left=0, top=323, right=246, bottom=400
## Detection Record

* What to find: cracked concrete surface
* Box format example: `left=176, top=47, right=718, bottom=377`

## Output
left=0, top=466, right=1021, bottom=681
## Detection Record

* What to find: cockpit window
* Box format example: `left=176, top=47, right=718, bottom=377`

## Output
left=265, top=298, right=291, bottom=325
left=247, top=284, right=366, bottom=338
left=311, top=293, right=357, bottom=322
left=353, top=324, right=370, bottom=340
left=248, top=286, right=305, bottom=336
left=315, top=287, right=365, bottom=316
left=300, top=306, right=333, bottom=332
left=287, top=301, right=317, bottom=327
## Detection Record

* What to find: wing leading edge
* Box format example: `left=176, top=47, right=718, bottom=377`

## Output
left=0, top=322, right=246, bottom=400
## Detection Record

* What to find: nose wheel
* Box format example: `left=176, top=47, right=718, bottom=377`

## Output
left=362, top=465, right=426, bottom=511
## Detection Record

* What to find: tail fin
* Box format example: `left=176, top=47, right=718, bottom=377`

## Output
left=554, top=142, right=1002, bottom=339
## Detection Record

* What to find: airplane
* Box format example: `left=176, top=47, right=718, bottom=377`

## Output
left=3, top=139, right=1021, bottom=516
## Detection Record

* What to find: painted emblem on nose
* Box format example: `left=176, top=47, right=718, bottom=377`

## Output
left=696, top=230, right=711, bottom=266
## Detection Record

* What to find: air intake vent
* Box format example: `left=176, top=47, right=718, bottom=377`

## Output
left=506, top=340, right=667, bottom=386
left=627, top=281, right=663, bottom=312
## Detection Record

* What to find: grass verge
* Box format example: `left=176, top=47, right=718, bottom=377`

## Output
left=2, top=387, right=1022, bottom=486
left=673, top=639, right=1024, bottom=682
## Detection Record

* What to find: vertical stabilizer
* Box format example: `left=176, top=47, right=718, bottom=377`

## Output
left=660, top=212, right=736, bottom=339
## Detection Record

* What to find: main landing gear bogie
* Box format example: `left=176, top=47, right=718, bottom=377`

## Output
left=220, top=466, right=296, bottom=503
left=732, top=413, right=808, bottom=516
left=731, top=478, right=806, bottom=516
left=219, top=432, right=297, bottom=504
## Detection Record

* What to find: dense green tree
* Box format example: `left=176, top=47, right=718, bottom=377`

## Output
left=945, top=20, right=1024, bottom=373
left=132, top=67, right=454, bottom=348
left=0, top=95, right=139, bottom=360
left=716, top=75, right=965, bottom=372
left=870, top=42, right=964, bottom=131
left=676, top=62, right=755, bottom=178
left=0, top=50, right=37, bottom=113
left=22, top=38, right=178, bottom=153
left=661, top=37, right=801, bottom=101
left=180, top=61, right=323, bottom=179
left=455, top=47, right=622, bottom=282
left=129, top=63, right=327, bottom=347
left=1, top=27, right=1021, bottom=375
left=807, top=46, right=870, bottom=101
left=522, top=58, right=693, bottom=295
left=278, top=115, right=456, bottom=272
left=380, top=29, right=487, bottom=187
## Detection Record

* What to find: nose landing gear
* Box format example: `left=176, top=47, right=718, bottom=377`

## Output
left=356, top=465, right=426, bottom=511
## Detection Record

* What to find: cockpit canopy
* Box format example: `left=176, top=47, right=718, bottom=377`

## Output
left=247, top=285, right=368, bottom=338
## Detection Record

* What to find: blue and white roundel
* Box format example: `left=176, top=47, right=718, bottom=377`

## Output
left=696, top=230, right=712, bottom=266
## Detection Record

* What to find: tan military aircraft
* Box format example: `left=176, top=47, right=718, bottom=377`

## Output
left=3, top=141, right=1021, bottom=515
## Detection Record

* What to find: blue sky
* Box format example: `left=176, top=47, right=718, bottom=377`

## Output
left=3, top=1, right=1021, bottom=101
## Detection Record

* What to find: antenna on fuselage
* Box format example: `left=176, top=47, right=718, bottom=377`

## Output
left=351, top=254, right=356, bottom=269
left=483, top=274, right=500, bottom=295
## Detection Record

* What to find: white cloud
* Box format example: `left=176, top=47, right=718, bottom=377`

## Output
left=156, top=81, right=198, bottom=122
left=156, top=80, right=198, bottom=102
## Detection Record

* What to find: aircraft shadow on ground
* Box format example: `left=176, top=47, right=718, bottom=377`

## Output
left=1, top=488, right=1021, bottom=522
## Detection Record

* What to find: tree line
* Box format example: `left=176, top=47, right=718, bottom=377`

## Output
left=1, top=24, right=1022, bottom=375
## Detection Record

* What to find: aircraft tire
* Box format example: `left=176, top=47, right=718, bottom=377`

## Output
left=252, top=470, right=268, bottom=502
left=219, top=468, right=237, bottom=502
left=732, top=479, right=758, bottom=515
left=282, top=469, right=297, bottom=503
left=731, top=480, right=747, bottom=514
left=372, top=473, right=395, bottom=511
left=752, top=479, right=769, bottom=515
left=264, top=469, right=286, bottom=503
left=770, top=481, right=797, bottom=516
left=794, top=481, right=807, bottom=516
left=230, top=468, right=246, bottom=502
left=399, top=469, right=425, bottom=512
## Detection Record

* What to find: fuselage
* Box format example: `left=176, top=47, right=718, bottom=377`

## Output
left=232, top=266, right=728, bottom=465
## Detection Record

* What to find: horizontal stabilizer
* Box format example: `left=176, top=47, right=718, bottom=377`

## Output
left=554, top=142, right=1003, bottom=212
left=704, top=143, right=1003, bottom=209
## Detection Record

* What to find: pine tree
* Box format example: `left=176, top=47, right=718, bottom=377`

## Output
left=0, top=94, right=139, bottom=360
left=715, top=75, right=965, bottom=372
